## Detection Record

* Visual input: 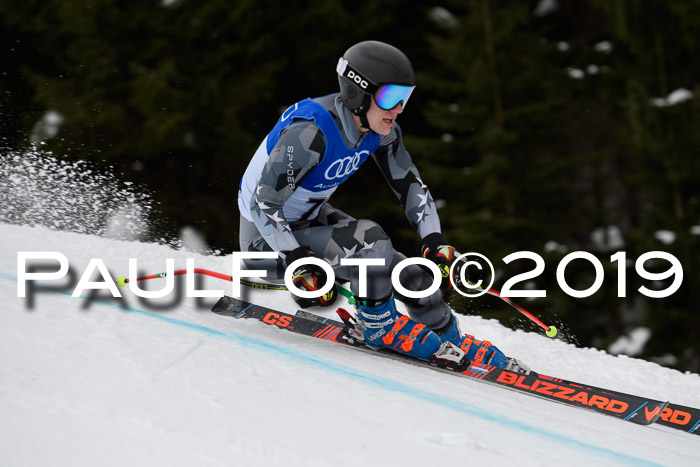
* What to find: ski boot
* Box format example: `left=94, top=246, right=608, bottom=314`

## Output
left=347, top=295, right=470, bottom=371
left=435, top=313, right=532, bottom=374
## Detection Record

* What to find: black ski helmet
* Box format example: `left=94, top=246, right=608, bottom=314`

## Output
left=336, top=41, right=415, bottom=117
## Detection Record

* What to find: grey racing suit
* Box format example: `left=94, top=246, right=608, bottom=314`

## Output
left=238, top=93, right=451, bottom=329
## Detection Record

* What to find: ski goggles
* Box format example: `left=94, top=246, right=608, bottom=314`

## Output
left=374, top=84, right=415, bottom=111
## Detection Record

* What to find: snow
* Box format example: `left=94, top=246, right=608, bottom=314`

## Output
left=178, top=226, right=210, bottom=254
left=533, top=0, right=558, bottom=18
left=0, top=148, right=154, bottom=241
left=428, top=7, right=459, bottom=29
left=567, top=68, right=585, bottom=80
left=609, top=327, right=652, bottom=357
left=651, top=88, right=694, bottom=108
left=587, top=64, right=600, bottom=75
left=594, top=41, right=614, bottom=54
left=591, top=225, right=625, bottom=251
left=1, top=148, right=699, bottom=465
left=2, top=222, right=700, bottom=466
left=654, top=230, right=677, bottom=245
left=30, top=111, right=65, bottom=144
left=544, top=240, right=568, bottom=254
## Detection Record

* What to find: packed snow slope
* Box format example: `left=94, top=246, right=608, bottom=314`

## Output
left=2, top=223, right=699, bottom=467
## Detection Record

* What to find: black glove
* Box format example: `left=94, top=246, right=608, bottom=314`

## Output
left=284, top=246, right=337, bottom=308
left=419, top=232, right=468, bottom=293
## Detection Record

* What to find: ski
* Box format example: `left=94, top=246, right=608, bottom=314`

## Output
left=656, top=403, right=700, bottom=435
left=211, top=296, right=672, bottom=427
left=549, top=385, right=699, bottom=436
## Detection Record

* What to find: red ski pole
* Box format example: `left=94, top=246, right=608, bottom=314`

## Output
left=481, top=287, right=558, bottom=338
left=116, top=269, right=287, bottom=291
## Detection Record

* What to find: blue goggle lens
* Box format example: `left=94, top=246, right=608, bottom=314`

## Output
left=374, top=84, right=415, bottom=110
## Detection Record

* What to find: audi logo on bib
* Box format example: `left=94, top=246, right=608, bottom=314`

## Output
left=324, top=150, right=369, bottom=180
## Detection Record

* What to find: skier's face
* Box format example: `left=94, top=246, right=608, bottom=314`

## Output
left=364, top=98, right=403, bottom=135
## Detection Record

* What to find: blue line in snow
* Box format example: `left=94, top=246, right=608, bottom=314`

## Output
left=1, top=272, right=661, bottom=466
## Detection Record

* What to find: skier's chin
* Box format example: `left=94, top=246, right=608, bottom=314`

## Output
left=372, top=119, right=394, bottom=135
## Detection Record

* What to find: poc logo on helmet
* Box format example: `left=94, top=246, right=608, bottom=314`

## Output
left=346, top=71, right=368, bottom=90
left=337, top=57, right=369, bottom=90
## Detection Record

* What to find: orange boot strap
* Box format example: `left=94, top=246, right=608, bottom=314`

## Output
left=459, top=334, right=475, bottom=354
left=473, top=341, right=493, bottom=364
left=383, top=315, right=409, bottom=346
left=400, top=323, right=426, bottom=352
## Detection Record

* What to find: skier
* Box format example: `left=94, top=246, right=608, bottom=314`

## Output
left=238, top=40, right=525, bottom=372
